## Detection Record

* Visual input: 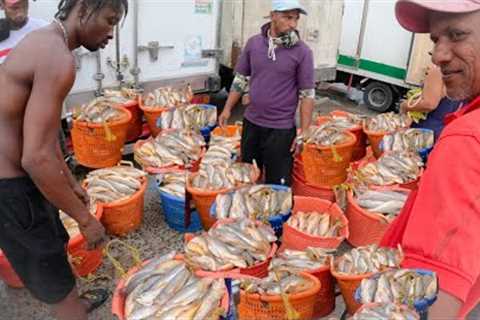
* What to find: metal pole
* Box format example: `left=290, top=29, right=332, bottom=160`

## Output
left=130, top=0, right=140, bottom=88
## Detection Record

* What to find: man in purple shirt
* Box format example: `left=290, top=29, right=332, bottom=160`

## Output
left=218, top=0, right=315, bottom=186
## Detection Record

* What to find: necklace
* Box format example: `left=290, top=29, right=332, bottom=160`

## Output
left=54, top=18, right=69, bottom=47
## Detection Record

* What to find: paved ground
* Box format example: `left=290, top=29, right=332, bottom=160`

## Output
left=1, top=88, right=477, bottom=319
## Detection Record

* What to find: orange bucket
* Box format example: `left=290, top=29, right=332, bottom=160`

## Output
left=122, top=100, right=143, bottom=142
left=0, top=250, right=23, bottom=288
left=238, top=272, right=321, bottom=320
left=355, top=154, right=422, bottom=191
left=330, top=110, right=367, bottom=161
left=86, top=177, right=147, bottom=236
left=68, top=205, right=104, bottom=277
left=291, top=155, right=336, bottom=201
left=363, top=118, right=412, bottom=159
left=281, top=197, right=349, bottom=250
left=307, top=264, right=335, bottom=318
left=301, top=131, right=357, bottom=187
left=345, top=187, right=410, bottom=247
left=330, top=259, right=374, bottom=315
left=138, top=97, right=170, bottom=137
left=133, top=138, right=204, bottom=174
left=111, top=255, right=230, bottom=320
left=71, top=106, right=131, bottom=168
left=186, top=167, right=260, bottom=230
left=186, top=234, right=277, bottom=280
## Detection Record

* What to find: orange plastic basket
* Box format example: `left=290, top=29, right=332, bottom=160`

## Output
left=138, top=97, right=169, bottom=137
left=238, top=272, right=321, bottom=320
left=330, top=259, right=374, bottom=315
left=363, top=118, right=412, bottom=159
left=355, top=154, right=422, bottom=191
left=345, top=187, right=410, bottom=247
left=301, top=131, right=357, bottom=187
left=122, top=100, right=143, bottom=142
left=133, top=138, right=204, bottom=174
left=281, top=197, right=349, bottom=250
left=186, top=234, right=277, bottom=280
left=0, top=250, right=23, bottom=288
left=292, top=155, right=336, bottom=201
left=84, top=177, right=147, bottom=237
left=71, top=106, right=131, bottom=168
left=111, top=255, right=230, bottom=320
left=68, top=205, right=104, bottom=277
left=185, top=167, right=260, bottom=230
left=211, top=125, right=242, bottom=139
left=330, top=110, right=367, bottom=161
left=307, top=264, right=336, bottom=318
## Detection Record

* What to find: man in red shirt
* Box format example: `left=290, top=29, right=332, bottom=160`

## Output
left=381, top=1, right=480, bottom=318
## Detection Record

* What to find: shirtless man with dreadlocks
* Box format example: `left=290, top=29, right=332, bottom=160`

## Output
left=0, top=0, right=128, bottom=319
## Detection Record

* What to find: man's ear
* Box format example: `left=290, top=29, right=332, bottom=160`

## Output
left=77, top=0, right=88, bottom=23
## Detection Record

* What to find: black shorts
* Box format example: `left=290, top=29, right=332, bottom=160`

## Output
left=241, top=118, right=296, bottom=186
left=0, top=176, right=75, bottom=304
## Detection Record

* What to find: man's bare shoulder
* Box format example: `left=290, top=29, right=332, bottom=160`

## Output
left=17, top=26, right=75, bottom=71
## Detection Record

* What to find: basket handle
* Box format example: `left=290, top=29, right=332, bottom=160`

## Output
left=118, top=160, right=134, bottom=167
left=103, top=239, right=142, bottom=278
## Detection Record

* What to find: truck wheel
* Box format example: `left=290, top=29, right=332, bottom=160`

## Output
left=363, top=82, right=394, bottom=112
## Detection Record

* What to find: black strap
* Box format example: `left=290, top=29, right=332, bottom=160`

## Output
left=0, top=19, right=10, bottom=42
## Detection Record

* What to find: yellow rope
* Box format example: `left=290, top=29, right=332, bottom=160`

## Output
left=330, top=145, right=343, bottom=163
left=103, top=239, right=142, bottom=278
left=103, top=122, right=117, bottom=142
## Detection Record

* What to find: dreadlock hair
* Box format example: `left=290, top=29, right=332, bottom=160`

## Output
left=55, top=0, right=128, bottom=21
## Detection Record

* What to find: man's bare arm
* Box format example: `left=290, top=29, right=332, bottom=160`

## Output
left=299, top=97, right=314, bottom=133
left=21, top=48, right=91, bottom=226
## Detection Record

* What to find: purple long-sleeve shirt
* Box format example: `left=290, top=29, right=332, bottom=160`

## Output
left=235, top=23, right=315, bottom=129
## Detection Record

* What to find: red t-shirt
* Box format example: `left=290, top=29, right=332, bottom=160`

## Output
left=381, top=95, right=480, bottom=319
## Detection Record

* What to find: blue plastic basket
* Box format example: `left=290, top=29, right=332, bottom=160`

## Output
left=354, top=268, right=438, bottom=320
left=199, top=104, right=217, bottom=144
left=209, top=184, right=292, bottom=237
left=158, top=188, right=202, bottom=233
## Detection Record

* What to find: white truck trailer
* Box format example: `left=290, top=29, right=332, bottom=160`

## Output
left=337, top=0, right=433, bottom=112
left=24, top=0, right=225, bottom=116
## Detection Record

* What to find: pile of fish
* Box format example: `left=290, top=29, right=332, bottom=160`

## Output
left=269, top=247, right=335, bottom=273
left=334, top=245, right=403, bottom=275
left=381, top=128, right=434, bottom=152
left=157, top=104, right=217, bottom=130
left=104, top=88, right=141, bottom=103
left=134, top=130, right=205, bottom=168
left=191, top=162, right=257, bottom=191
left=156, top=172, right=186, bottom=198
left=353, top=188, right=410, bottom=222
left=143, top=85, right=193, bottom=108
left=75, top=97, right=128, bottom=123
left=209, top=127, right=242, bottom=151
left=286, top=211, right=343, bottom=238
left=240, top=271, right=314, bottom=295
left=122, top=251, right=226, bottom=320
left=353, top=151, right=423, bottom=186
left=320, top=113, right=365, bottom=130
left=200, top=143, right=237, bottom=169
left=358, top=269, right=438, bottom=305
left=184, top=219, right=277, bottom=271
left=213, top=185, right=292, bottom=219
left=303, top=125, right=353, bottom=146
left=366, top=112, right=411, bottom=132
left=353, top=303, right=419, bottom=320
left=85, top=166, right=147, bottom=204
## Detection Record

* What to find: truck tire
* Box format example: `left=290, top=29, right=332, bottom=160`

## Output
left=363, top=82, right=394, bottom=112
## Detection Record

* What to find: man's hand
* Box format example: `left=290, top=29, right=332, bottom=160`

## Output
left=290, top=134, right=303, bottom=155
left=79, top=215, right=106, bottom=250
left=73, top=184, right=89, bottom=206
left=218, top=109, right=231, bottom=128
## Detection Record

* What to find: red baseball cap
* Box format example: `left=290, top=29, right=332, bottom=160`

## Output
left=396, top=0, right=480, bottom=33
